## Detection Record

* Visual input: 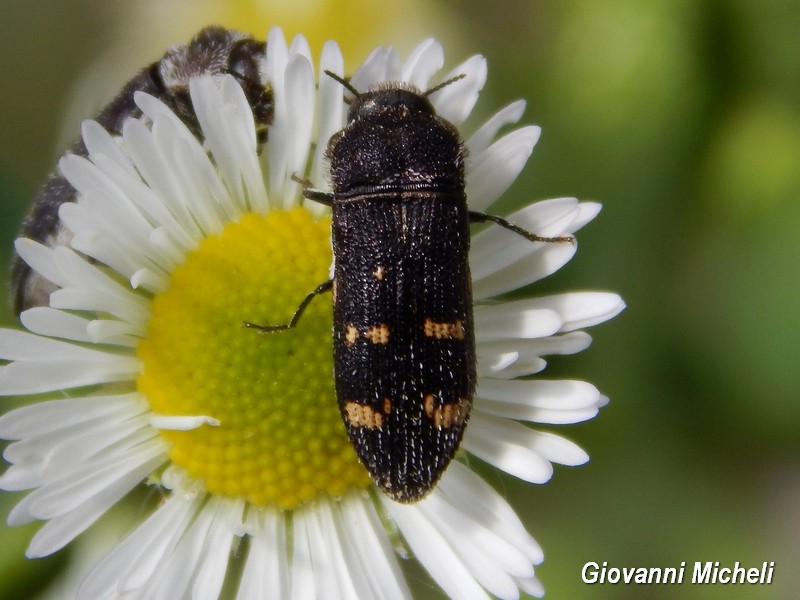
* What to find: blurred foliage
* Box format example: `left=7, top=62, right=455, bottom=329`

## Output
left=0, top=0, right=798, bottom=598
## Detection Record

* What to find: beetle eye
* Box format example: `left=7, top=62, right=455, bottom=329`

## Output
left=226, top=39, right=272, bottom=135
left=227, top=39, right=264, bottom=85
left=347, top=97, right=378, bottom=123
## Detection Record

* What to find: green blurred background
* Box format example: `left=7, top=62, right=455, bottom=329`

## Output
left=1, top=0, right=798, bottom=598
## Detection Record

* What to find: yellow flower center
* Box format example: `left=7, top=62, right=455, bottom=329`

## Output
left=137, top=207, right=370, bottom=510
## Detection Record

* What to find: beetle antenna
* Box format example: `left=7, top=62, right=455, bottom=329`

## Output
left=324, top=70, right=361, bottom=98
left=424, top=73, right=466, bottom=97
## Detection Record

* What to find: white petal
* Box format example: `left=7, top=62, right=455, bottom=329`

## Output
left=467, top=100, right=527, bottom=156
left=14, top=239, right=70, bottom=290
left=473, top=378, right=604, bottom=422
left=474, top=303, right=562, bottom=341
left=48, top=286, right=146, bottom=328
left=266, top=27, right=289, bottom=92
left=300, top=502, right=341, bottom=600
left=130, top=267, right=169, bottom=293
left=477, top=350, right=521, bottom=374
left=63, top=212, right=153, bottom=291
left=481, top=330, right=596, bottom=377
left=525, top=292, right=626, bottom=331
left=0, top=392, right=145, bottom=440
left=438, top=462, right=543, bottom=564
left=85, top=318, right=142, bottom=346
left=58, top=155, right=159, bottom=275
left=25, top=441, right=164, bottom=557
left=350, top=46, right=392, bottom=91
left=239, top=507, right=289, bottom=600
left=303, top=498, right=360, bottom=599
left=430, top=55, right=487, bottom=125
left=524, top=331, right=594, bottom=357
left=470, top=197, right=580, bottom=281
left=267, top=45, right=315, bottom=206
left=120, top=484, right=206, bottom=595
left=124, top=116, right=201, bottom=240
left=0, top=467, right=43, bottom=495
left=290, top=506, right=317, bottom=600
left=463, top=413, right=554, bottom=483
left=134, top=91, right=197, bottom=144
left=467, top=412, right=590, bottom=476
left=19, top=307, right=92, bottom=342
left=191, top=499, right=244, bottom=600
left=281, top=55, right=316, bottom=206
left=51, top=246, right=149, bottom=323
left=382, top=498, right=489, bottom=600
left=308, top=41, right=344, bottom=205
left=78, top=490, right=200, bottom=599
left=150, top=415, right=221, bottom=430
left=568, top=200, right=603, bottom=231
left=528, top=429, right=591, bottom=466
left=515, top=575, right=545, bottom=598
left=475, top=342, right=547, bottom=378
left=338, top=492, right=411, bottom=600
left=80, top=164, right=186, bottom=273
left=0, top=328, right=131, bottom=363
left=472, top=241, right=577, bottom=301
left=148, top=109, right=211, bottom=236
left=0, top=355, right=140, bottom=395
left=190, top=77, right=268, bottom=213
left=400, top=38, right=444, bottom=89
left=143, top=497, right=220, bottom=598
left=120, top=119, right=196, bottom=251
left=81, top=120, right=138, bottom=178
left=418, top=493, right=531, bottom=599
left=386, top=48, right=404, bottom=81
left=475, top=400, right=600, bottom=425
left=476, top=378, right=602, bottom=410
left=120, top=126, right=198, bottom=244
left=24, top=434, right=161, bottom=520
left=220, top=75, right=270, bottom=212
left=148, top=225, right=187, bottom=268
left=167, top=140, right=228, bottom=237
left=467, top=126, right=541, bottom=212
left=288, top=33, right=313, bottom=64
left=3, top=409, right=155, bottom=488
left=150, top=123, right=208, bottom=238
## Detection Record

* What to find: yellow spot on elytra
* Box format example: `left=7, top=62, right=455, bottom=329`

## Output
left=137, top=208, right=370, bottom=510
left=345, top=324, right=359, bottom=346
left=423, top=318, right=465, bottom=340
left=344, top=400, right=391, bottom=429
left=365, top=323, right=390, bottom=344
left=373, top=265, right=385, bottom=280
left=423, top=394, right=470, bottom=428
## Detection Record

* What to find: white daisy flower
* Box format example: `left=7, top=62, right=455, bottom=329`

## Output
left=0, top=27, right=624, bottom=599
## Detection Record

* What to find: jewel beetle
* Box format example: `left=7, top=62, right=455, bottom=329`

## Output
left=246, top=71, right=573, bottom=503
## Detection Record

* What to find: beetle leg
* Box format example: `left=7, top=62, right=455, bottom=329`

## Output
left=243, top=279, right=333, bottom=333
left=291, top=173, right=334, bottom=207
left=468, top=211, right=575, bottom=244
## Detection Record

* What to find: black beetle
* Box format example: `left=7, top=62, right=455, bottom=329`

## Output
left=246, top=71, right=572, bottom=502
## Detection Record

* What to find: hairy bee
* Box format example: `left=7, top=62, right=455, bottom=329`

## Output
left=12, top=26, right=272, bottom=313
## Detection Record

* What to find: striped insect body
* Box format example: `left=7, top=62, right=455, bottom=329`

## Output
left=12, top=27, right=273, bottom=313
